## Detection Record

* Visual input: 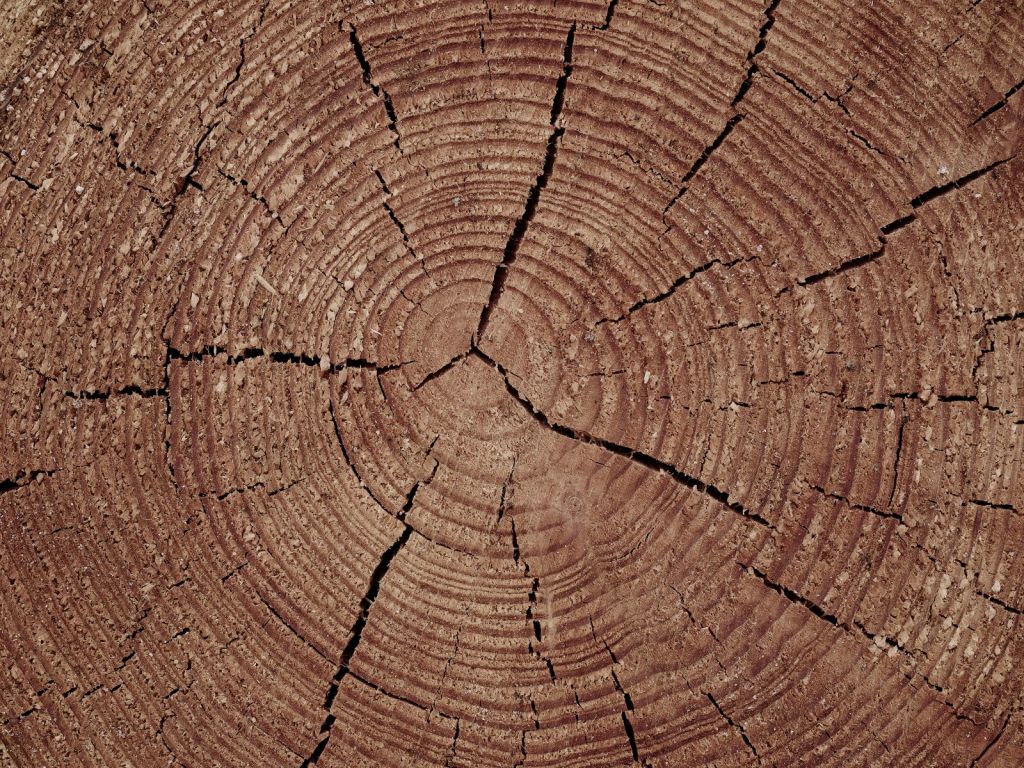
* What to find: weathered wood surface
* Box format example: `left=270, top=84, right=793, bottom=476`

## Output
left=2, top=0, right=1023, bottom=765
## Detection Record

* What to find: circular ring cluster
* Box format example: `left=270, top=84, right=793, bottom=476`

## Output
left=1, top=1, right=1023, bottom=766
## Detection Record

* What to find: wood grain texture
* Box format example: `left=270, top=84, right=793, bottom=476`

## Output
left=1, top=0, right=1023, bottom=766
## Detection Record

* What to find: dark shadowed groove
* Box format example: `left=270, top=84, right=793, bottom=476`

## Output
left=664, top=0, right=780, bottom=215
left=798, top=243, right=886, bottom=286
left=707, top=693, right=759, bottom=759
left=971, top=78, right=1024, bottom=125
left=299, top=525, right=414, bottom=766
left=600, top=0, right=619, bottom=31
left=662, top=115, right=743, bottom=214
left=731, top=0, right=782, bottom=107
left=472, top=348, right=772, bottom=529
left=908, top=156, right=1013, bottom=209
left=475, top=24, right=576, bottom=342
left=348, top=24, right=401, bottom=150
left=796, top=155, right=1013, bottom=286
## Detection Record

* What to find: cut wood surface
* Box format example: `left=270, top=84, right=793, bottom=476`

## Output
left=2, top=0, right=1024, bottom=765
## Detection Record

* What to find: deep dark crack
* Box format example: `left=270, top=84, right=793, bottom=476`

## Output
left=300, top=524, right=415, bottom=766
left=348, top=23, right=402, bottom=151
left=797, top=156, right=1014, bottom=286
left=475, top=23, right=576, bottom=343
left=707, top=692, right=759, bottom=761
left=473, top=348, right=772, bottom=529
left=663, top=0, right=780, bottom=215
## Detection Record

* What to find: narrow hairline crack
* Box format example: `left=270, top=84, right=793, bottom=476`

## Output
left=595, top=256, right=742, bottom=327
left=740, top=562, right=987, bottom=717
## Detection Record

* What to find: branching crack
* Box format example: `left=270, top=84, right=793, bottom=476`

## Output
left=474, top=23, right=576, bottom=343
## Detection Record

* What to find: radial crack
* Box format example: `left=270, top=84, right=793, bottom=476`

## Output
left=662, top=115, right=743, bottom=215
left=807, top=483, right=903, bottom=522
left=591, top=619, right=646, bottom=765
left=596, top=257, right=736, bottom=326
left=475, top=23, right=576, bottom=343
left=217, top=0, right=269, bottom=109
left=167, top=343, right=406, bottom=374
left=348, top=23, right=402, bottom=151
left=707, top=692, right=759, bottom=760
left=413, top=351, right=471, bottom=390
left=663, top=0, right=780, bottom=215
left=510, top=515, right=557, bottom=682
left=796, top=155, right=1014, bottom=286
left=969, top=712, right=1013, bottom=766
left=373, top=169, right=428, bottom=274
left=473, top=348, right=772, bottom=529
left=732, top=0, right=782, bottom=107
left=300, top=524, right=414, bottom=766
left=744, top=564, right=916, bottom=660
left=971, top=77, right=1024, bottom=125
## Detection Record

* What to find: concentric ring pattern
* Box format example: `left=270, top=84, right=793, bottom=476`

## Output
left=2, top=0, right=1023, bottom=765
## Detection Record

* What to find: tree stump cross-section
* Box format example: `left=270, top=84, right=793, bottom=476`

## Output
left=1, top=0, right=1023, bottom=766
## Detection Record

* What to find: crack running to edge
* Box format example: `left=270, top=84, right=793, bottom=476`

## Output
left=474, top=23, right=576, bottom=344
left=796, top=155, right=1015, bottom=286
left=662, top=0, right=780, bottom=216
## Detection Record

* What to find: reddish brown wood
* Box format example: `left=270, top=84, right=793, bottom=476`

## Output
left=2, top=0, right=1024, bottom=765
